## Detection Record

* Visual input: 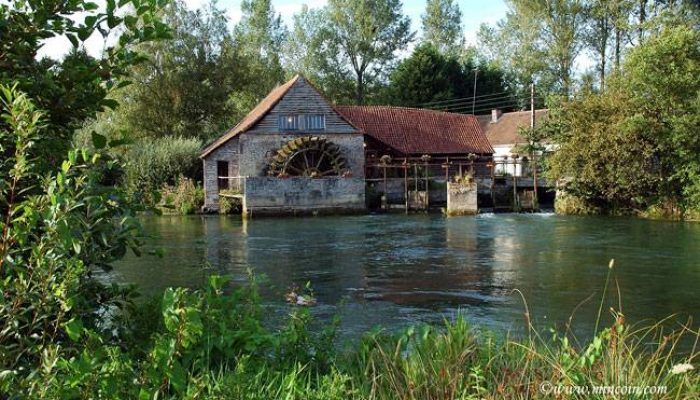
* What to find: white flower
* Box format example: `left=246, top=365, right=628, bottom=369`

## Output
left=670, top=363, right=694, bottom=375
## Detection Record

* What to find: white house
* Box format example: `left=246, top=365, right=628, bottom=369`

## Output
left=478, top=109, right=550, bottom=177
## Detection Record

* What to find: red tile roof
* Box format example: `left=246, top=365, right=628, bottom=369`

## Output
left=337, top=106, right=493, bottom=155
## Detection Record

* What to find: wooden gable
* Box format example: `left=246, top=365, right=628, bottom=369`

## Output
left=246, top=77, right=359, bottom=134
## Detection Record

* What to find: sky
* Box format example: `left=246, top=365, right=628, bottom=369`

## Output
left=37, top=0, right=510, bottom=60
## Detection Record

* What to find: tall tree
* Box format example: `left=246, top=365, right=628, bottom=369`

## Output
left=325, top=0, right=415, bottom=104
left=584, top=0, right=615, bottom=89
left=234, top=0, right=287, bottom=94
left=479, top=0, right=586, bottom=96
left=110, top=0, right=250, bottom=140
left=546, top=19, right=700, bottom=213
left=421, top=0, right=464, bottom=54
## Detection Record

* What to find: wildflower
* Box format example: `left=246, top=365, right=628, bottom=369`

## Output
left=608, top=259, right=615, bottom=269
left=670, top=363, right=694, bottom=375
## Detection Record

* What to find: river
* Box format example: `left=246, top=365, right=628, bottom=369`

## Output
left=112, top=213, right=700, bottom=341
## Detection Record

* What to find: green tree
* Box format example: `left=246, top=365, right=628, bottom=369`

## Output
left=421, top=0, right=464, bottom=54
left=384, top=43, right=514, bottom=111
left=113, top=0, right=245, bottom=140
left=325, top=0, right=415, bottom=104
left=546, top=18, right=700, bottom=214
left=478, top=0, right=586, bottom=97
left=234, top=0, right=288, bottom=96
left=0, top=0, right=168, bottom=172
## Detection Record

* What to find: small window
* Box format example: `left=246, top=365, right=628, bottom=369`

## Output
left=217, top=161, right=229, bottom=191
left=305, top=114, right=326, bottom=130
left=279, top=115, right=299, bottom=131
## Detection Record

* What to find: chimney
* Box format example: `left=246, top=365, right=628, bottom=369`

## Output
left=491, top=109, right=502, bottom=123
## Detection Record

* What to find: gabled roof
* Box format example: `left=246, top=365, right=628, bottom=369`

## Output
left=477, top=109, right=549, bottom=146
left=337, top=106, right=494, bottom=155
left=200, top=76, right=299, bottom=158
left=200, top=75, right=361, bottom=158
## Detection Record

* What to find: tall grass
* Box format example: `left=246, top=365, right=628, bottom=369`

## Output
left=345, top=259, right=698, bottom=399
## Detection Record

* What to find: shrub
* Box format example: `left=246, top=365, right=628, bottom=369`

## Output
left=160, top=176, right=204, bottom=214
left=122, top=136, right=202, bottom=205
left=0, top=84, right=145, bottom=395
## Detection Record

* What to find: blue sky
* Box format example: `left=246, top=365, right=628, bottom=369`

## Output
left=39, top=0, right=511, bottom=59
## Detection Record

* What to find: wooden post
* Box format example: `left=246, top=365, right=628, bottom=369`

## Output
left=382, top=166, right=387, bottom=210
left=404, top=163, right=408, bottom=213
left=512, top=154, right=519, bottom=211
left=531, top=82, right=538, bottom=209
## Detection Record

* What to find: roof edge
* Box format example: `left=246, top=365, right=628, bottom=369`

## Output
left=199, top=75, right=301, bottom=159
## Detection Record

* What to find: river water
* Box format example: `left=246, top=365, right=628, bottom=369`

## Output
left=112, top=213, right=700, bottom=341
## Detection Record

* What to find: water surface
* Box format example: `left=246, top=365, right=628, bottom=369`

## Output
left=112, top=214, right=700, bottom=340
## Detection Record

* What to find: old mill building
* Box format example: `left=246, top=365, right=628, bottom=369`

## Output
left=199, top=75, right=499, bottom=216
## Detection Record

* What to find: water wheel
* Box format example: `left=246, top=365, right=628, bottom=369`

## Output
left=267, top=136, right=347, bottom=177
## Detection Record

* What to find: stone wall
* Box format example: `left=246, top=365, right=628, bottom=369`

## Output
left=238, top=133, right=365, bottom=178
left=446, top=182, right=478, bottom=216
left=242, top=177, right=366, bottom=216
left=203, top=137, right=239, bottom=210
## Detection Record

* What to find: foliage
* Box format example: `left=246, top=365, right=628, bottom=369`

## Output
left=292, top=0, right=414, bottom=104
left=421, top=0, right=464, bottom=55
left=0, top=84, right=144, bottom=393
left=161, top=176, right=204, bottom=215
left=546, top=20, right=700, bottom=215
left=0, top=0, right=169, bottom=173
left=384, top=43, right=514, bottom=109
left=105, top=0, right=252, bottom=141
left=234, top=0, right=287, bottom=92
left=122, top=136, right=202, bottom=206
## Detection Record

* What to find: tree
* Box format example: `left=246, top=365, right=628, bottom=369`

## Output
left=384, top=43, right=515, bottom=112
left=112, top=0, right=248, bottom=140
left=234, top=0, right=287, bottom=95
left=584, top=0, right=614, bottom=89
left=0, top=0, right=168, bottom=173
left=421, top=0, right=464, bottom=54
left=384, top=44, right=466, bottom=107
left=478, top=0, right=586, bottom=97
left=546, top=18, right=700, bottom=214
left=325, top=0, right=415, bottom=104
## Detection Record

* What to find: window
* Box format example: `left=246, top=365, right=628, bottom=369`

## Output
left=305, top=114, right=326, bottom=130
left=279, top=115, right=299, bottom=131
left=217, top=161, right=229, bottom=191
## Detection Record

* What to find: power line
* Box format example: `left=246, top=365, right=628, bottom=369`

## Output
left=428, top=95, right=529, bottom=110
left=426, top=96, right=545, bottom=113
left=440, top=99, right=546, bottom=114
left=419, top=90, right=515, bottom=107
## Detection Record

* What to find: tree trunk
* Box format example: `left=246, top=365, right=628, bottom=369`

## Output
left=639, top=0, right=647, bottom=41
left=356, top=72, right=364, bottom=105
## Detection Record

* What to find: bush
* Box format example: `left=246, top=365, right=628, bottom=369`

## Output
left=160, top=176, right=204, bottom=215
left=123, top=136, right=202, bottom=205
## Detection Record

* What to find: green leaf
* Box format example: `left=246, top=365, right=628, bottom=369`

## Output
left=84, top=2, right=99, bottom=11
left=65, top=318, right=84, bottom=341
left=67, top=34, right=79, bottom=48
left=91, top=132, right=107, bottom=149
left=101, top=98, right=119, bottom=110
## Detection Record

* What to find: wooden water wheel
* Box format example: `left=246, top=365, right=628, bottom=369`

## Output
left=267, top=136, right=346, bottom=177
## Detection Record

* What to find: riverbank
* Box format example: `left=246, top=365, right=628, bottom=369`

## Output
left=8, top=272, right=698, bottom=399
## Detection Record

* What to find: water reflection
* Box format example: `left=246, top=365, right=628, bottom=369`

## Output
left=112, top=214, right=700, bottom=340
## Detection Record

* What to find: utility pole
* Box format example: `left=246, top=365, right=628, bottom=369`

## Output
left=472, top=68, right=478, bottom=115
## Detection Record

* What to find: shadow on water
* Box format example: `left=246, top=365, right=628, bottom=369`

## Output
left=110, top=213, right=700, bottom=342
